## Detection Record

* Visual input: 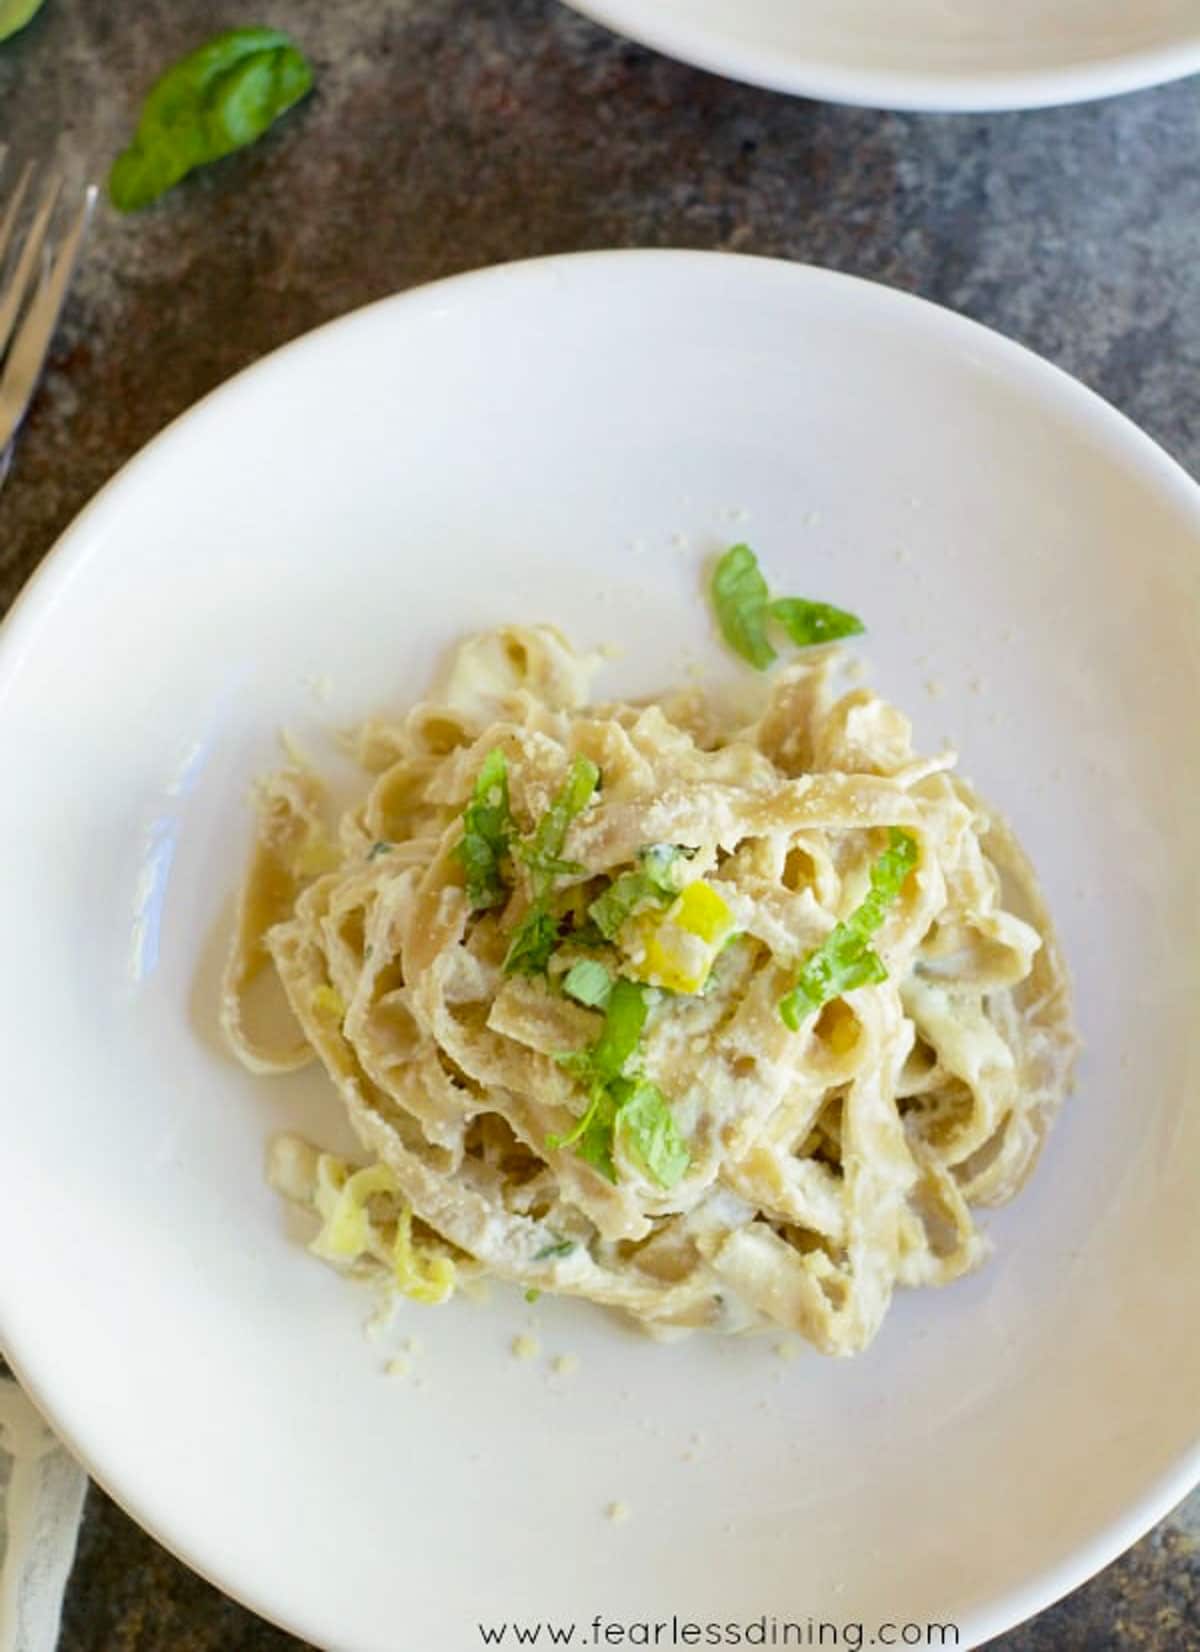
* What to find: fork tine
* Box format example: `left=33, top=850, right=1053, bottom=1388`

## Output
left=0, top=167, right=62, bottom=360
left=0, top=160, right=35, bottom=273
left=0, top=184, right=96, bottom=456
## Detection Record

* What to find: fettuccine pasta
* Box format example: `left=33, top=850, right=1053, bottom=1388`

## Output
left=221, top=623, right=1075, bottom=1356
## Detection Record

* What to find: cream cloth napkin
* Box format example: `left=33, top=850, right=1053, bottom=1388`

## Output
left=0, top=1372, right=86, bottom=1652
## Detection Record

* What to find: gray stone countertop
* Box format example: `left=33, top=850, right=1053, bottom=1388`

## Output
left=1, top=1, right=1197, bottom=1646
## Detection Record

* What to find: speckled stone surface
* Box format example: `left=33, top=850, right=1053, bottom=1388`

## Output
left=1, top=2, right=1198, bottom=1647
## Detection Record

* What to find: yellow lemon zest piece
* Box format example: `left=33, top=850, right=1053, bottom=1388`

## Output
left=310, top=984, right=346, bottom=1020
left=672, top=881, right=734, bottom=944
left=310, top=1158, right=394, bottom=1262
left=622, top=881, right=735, bottom=994
left=308, top=1154, right=456, bottom=1304
left=392, top=1204, right=456, bottom=1304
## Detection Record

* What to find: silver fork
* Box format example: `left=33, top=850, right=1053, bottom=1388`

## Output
left=0, top=157, right=97, bottom=492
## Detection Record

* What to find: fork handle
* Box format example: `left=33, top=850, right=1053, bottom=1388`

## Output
left=0, top=183, right=97, bottom=458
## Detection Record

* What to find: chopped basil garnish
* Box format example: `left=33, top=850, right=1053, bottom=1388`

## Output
left=503, top=757, right=600, bottom=976
left=769, top=595, right=864, bottom=648
left=617, top=1076, right=690, bottom=1189
left=549, top=979, right=689, bottom=1188
left=779, top=829, right=918, bottom=1029
left=588, top=845, right=689, bottom=940
left=562, top=958, right=614, bottom=1009
left=711, top=544, right=865, bottom=671
left=454, top=747, right=516, bottom=911
left=711, top=543, right=776, bottom=670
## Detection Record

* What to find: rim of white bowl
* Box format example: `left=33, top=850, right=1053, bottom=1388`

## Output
left=2, top=250, right=1198, bottom=1651
left=561, top=0, right=1200, bottom=111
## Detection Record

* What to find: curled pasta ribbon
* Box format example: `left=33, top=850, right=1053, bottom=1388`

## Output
left=225, top=628, right=1077, bottom=1355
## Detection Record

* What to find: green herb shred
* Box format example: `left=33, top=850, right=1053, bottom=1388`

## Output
left=548, top=979, right=689, bottom=1189
left=769, top=595, right=865, bottom=648
left=711, top=543, right=776, bottom=670
left=454, top=747, right=516, bottom=910
left=562, top=958, right=614, bottom=1009
left=710, top=543, right=865, bottom=671
left=502, top=906, right=560, bottom=978
left=503, top=756, right=599, bottom=976
left=778, top=829, right=918, bottom=1030
left=616, top=1077, right=690, bottom=1189
left=588, top=845, right=688, bottom=939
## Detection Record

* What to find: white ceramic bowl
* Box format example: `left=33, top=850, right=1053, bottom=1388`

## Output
left=562, top=0, right=1200, bottom=110
left=1, top=252, right=1197, bottom=1652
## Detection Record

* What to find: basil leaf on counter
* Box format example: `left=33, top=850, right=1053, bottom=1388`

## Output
left=0, top=0, right=46, bottom=44
left=109, top=27, right=313, bottom=212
